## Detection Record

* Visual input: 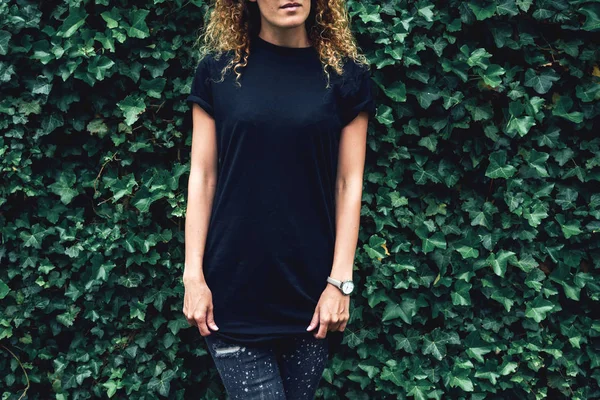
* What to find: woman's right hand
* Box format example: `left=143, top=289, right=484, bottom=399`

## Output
left=183, top=277, right=219, bottom=336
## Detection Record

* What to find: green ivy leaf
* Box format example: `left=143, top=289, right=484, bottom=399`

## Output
left=101, top=8, right=122, bottom=28
left=48, top=171, right=79, bottom=204
left=486, top=151, right=516, bottom=179
left=464, top=332, right=493, bottom=363
left=556, top=214, right=583, bottom=239
left=364, top=235, right=388, bottom=259
left=486, top=250, right=516, bottom=277
left=383, top=298, right=417, bottom=324
left=524, top=68, right=560, bottom=94
left=456, top=246, right=479, bottom=259
left=525, top=149, right=550, bottom=178
left=506, top=115, right=536, bottom=137
left=496, top=0, right=519, bottom=16
left=579, top=4, right=600, bottom=31
left=393, top=329, right=421, bottom=353
left=525, top=296, right=555, bottom=322
left=421, top=231, right=446, bottom=254
left=87, top=55, right=115, bottom=81
left=410, top=87, right=441, bottom=109
left=0, top=30, right=11, bottom=55
left=127, top=9, right=151, bottom=39
left=451, top=280, right=472, bottom=306
left=468, top=3, right=496, bottom=20
left=0, top=279, right=9, bottom=299
left=56, top=306, right=80, bottom=327
left=418, top=135, right=438, bottom=152
left=481, top=64, right=506, bottom=87
left=422, top=329, right=460, bottom=360
left=57, top=7, right=88, bottom=38
left=450, top=373, right=474, bottom=391
left=117, top=94, right=146, bottom=125
left=141, top=77, right=167, bottom=99
left=575, top=82, right=600, bottom=102
left=552, top=95, right=584, bottom=123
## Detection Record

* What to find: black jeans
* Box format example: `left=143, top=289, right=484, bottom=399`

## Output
left=204, top=333, right=329, bottom=399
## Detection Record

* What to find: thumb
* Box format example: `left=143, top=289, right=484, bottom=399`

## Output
left=306, top=308, right=319, bottom=331
left=206, top=305, right=219, bottom=330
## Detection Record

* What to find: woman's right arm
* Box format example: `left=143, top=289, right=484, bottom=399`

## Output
left=183, top=103, right=220, bottom=336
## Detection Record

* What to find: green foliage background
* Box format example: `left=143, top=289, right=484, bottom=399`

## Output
left=1, top=0, right=600, bottom=398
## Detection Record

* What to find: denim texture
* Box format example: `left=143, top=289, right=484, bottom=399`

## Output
left=204, top=333, right=329, bottom=399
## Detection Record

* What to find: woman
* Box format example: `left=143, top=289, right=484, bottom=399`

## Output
left=182, top=0, right=376, bottom=398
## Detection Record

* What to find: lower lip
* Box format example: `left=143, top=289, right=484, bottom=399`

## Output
left=281, top=5, right=300, bottom=11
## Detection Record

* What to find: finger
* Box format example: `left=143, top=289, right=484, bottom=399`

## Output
left=206, top=303, right=219, bottom=331
left=306, top=308, right=320, bottom=331
left=183, top=304, right=197, bottom=327
left=340, top=312, right=350, bottom=331
left=186, top=314, right=197, bottom=327
left=327, top=320, right=338, bottom=332
left=197, top=318, right=210, bottom=336
left=194, top=308, right=210, bottom=336
left=315, top=316, right=329, bottom=339
left=329, top=314, right=340, bottom=331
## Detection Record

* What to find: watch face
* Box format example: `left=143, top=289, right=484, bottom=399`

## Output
left=341, top=281, right=354, bottom=294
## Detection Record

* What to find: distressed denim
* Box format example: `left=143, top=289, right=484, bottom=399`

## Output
left=204, top=333, right=329, bottom=399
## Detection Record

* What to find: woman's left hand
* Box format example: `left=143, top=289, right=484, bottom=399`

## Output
left=306, top=283, right=350, bottom=339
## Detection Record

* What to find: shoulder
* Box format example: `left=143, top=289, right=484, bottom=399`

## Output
left=333, top=57, right=372, bottom=93
left=190, top=53, right=213, bottom=85
left=332, top=57, right=377, bottom=125
left=192, top=51, right=216, bottom=73
left=341, top=57, right=371, bottom=78
left=192, top=50, right=236, bottom=83
left=329, top=57, right=372, bottom=89
left=194, top=50, right=236, bottom=76
left=193, top=49, right=234, bottom=68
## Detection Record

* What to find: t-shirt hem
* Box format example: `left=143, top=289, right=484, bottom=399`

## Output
left=209, top=324, right=313, bottom=337
left=186, top=95, right=214, bottom=117
left=205, top=329, right=345, bottom=360
left=211, top=330, right=315, bottom=343
left=342, top=99, right=377, bottom=127
left=206, top=325, right=342, bottom=342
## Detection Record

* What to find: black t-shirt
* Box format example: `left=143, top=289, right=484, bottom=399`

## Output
left=186, top=33, right=376, bottom=356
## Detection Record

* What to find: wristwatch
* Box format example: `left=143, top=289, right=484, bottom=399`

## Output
left=327, top=276, right=355, bottom=295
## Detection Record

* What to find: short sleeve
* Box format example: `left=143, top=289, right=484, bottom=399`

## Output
left=338, top=61, right=377, bottom=127
left=186, top=55, right=214, bottom=117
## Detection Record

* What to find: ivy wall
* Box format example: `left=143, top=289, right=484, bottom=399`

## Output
left=1, top=0, right=599, bottom=398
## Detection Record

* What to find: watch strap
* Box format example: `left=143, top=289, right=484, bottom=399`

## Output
left=327, top=276, right=342, bottom=288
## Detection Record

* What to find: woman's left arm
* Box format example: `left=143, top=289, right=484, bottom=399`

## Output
left=307, top=111, right=370, bottom=339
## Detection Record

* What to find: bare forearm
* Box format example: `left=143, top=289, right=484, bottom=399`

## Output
left=184, top=171, right=217, bottom=283
left=330, top=178, right=363, bottom=281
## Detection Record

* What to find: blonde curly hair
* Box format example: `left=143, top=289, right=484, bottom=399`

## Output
left=192, top=0, right=371, bottom=88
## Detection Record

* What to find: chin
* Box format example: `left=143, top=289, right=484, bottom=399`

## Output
left=278, top=15, right=309, bottom=27
left=280, top=21, right=308, bottom=29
